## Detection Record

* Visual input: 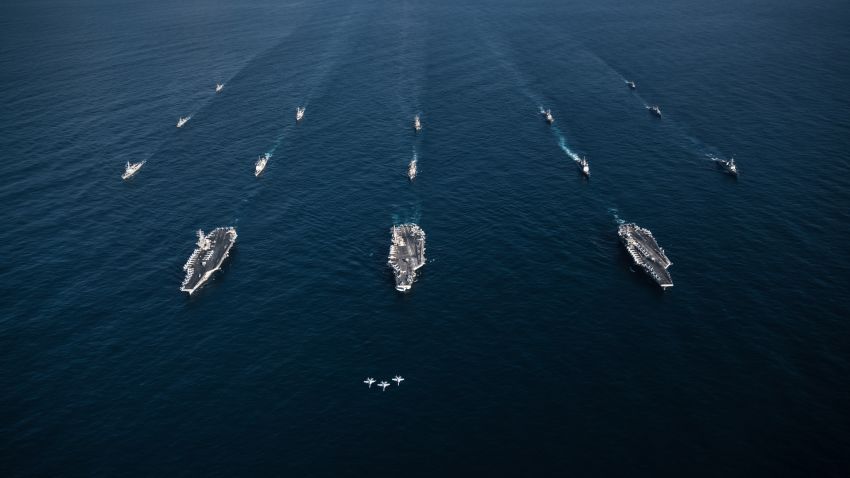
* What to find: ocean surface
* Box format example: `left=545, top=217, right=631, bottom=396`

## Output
left=2, top=0, right=849, bottom=475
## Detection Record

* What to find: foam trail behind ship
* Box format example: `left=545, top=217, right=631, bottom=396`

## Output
left=478, top=23, right=587, bottom=168
left=553, top=126, right=583, bottom=165
left=578, top=46, right=736, bottom=164
left=228, top=6, right=361, bottom=227
left=608, top=207, right=625, bottom=225
left=475, top=19, right=546, bottom=107
left=125, top=20, right=306, bottom=185
left=229, top=124, right=287, bottom=225
left=392, top=204, right=422, bottom=227
left=409, top=147, right=418, bottom=177
left=268, top=127, right=287, bottom=156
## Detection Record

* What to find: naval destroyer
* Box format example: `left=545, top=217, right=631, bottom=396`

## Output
left=255, top=153, right=270, bottom=177
left=618, top=223, right=673, bottom=289
left=180, top=227, right=238, bottom=295
left=408, top=156, right=418, bottom=181
left=121, top=160, right=145, bottom=180
left=387, top=224, right=426, bottom=291
left=715, top=156, right=739, bottom=176
left=578, top=156, right=590, bottom=177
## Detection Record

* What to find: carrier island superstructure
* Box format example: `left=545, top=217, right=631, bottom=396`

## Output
left=180, top=227, right=238, bottom=294
left=387, top=224, right=426, bottom=291
left=618, top=223, right=673, bottom=289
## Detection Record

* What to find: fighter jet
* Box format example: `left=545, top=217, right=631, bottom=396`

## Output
left=392, top=375, right=405, bottom=386
left=363, top=377, right=376, bottom=388
left=378, top=381, right=391, bottom=391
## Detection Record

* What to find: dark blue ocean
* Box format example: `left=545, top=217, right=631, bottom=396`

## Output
left=2, top=0, right=850, bottom=475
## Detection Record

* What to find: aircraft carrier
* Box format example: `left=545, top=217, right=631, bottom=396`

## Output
left=180, top=227, right=238, bottom=295
left=618, top=223, right=673, bottom=289
left=387, top=223, right=426, bottom=292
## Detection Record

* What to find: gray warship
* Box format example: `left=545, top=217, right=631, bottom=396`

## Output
left=180, top=227, right=238, bottom=295
left=387, top=224, right=426, bottom=291
left=618, top=223, right=673, bottom=289
left=715, top=156, right=739, bottom=176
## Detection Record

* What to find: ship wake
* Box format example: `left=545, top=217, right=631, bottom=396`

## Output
left=608, top=207, right=625, bottom=225
left=557, top=133, right=583, bottom=164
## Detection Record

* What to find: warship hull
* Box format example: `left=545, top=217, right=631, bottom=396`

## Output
left=180, top=227, right=237, bottom=295
left=387, top=224, right=426, bottom=291
left=619, top=223, right=673, bottom=289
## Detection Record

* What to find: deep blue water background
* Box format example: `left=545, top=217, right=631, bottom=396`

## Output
left=2, top=0, right=850, bottom=475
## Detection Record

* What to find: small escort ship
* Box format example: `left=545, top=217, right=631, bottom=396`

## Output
left=408, top=156, right=418, bottom=181
left=619, top=223, right=673, bottom=289
left=180, top=227, right=238, bottom=295
left=578, top=156, right=590, bottom=177
left=716, top=156, right=739, bottom=176
left=387, top=223, right=426, bottom=292
left=255, top=153, right=270, bottom=177
left=121, top=160, right=145, bottom=180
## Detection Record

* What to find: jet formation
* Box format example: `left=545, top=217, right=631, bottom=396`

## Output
left=364, top=375, right=404, bottom=392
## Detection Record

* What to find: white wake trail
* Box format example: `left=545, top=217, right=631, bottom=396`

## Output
left=608, top=208, right=625, bottom=225
left=555, top=128, right=582, bottom=164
